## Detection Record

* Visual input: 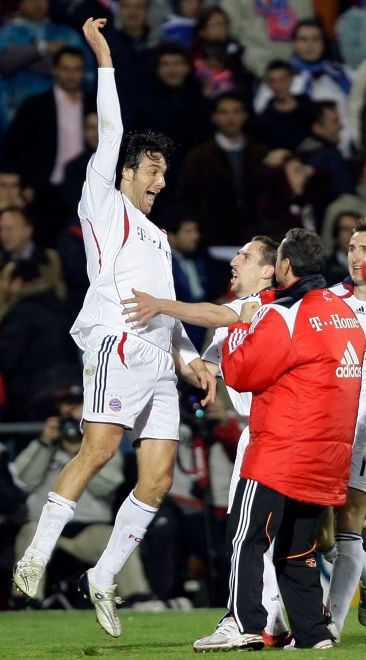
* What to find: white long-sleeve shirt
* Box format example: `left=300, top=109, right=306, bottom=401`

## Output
left=70, top=68, right=198, bottom=364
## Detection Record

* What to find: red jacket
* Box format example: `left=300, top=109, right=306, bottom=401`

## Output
left=222, top=282, right=365, bottom=506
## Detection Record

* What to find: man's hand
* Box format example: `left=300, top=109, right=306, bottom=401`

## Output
left=40, top=417, right=60, bottom=445
left=121, top=289, right=162, bottom=326
left=240, top=301, right=260, bottom=323
left=82, top=17, right=111, bottom=67
left=188, top=358, right=216, bottom=406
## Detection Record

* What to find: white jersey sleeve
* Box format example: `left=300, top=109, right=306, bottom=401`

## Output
left=79, top=68, right=123, bottom=230
left=172, top=320, right=200, bottom=364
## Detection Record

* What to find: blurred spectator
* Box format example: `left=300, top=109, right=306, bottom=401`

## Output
left=253, top=60, right=312, bottom=150
left=136, top=41, right=210, bottom=149
left=255, top=18, right=354, bottom=155
left=133, top=41, right=210, bottom=214
left=323, top=211, right=359, bottom=285
left=57, top=218, right=88, bottom=321
left=191, top=6, right=253, bottom=100
left=336, top=4, right=366, bottom=70
left=256, top=152, right=324, bottom=240
left=321, top=193, right=366, bottom=256
left=221, top=0, right=313, bottom=78
left=0, top=0, right=94, bottom=129
left=54, top=0, right=116, bottom=31
left=0, top=206, right=66, bottom=303
left=3, top=46, right=96, bottom=245
left=159, top=0, right=202, bottom=48
left=11, top=400, right=151, bottom=606
left=0, top=441, right=26, bottom=609
left=62, top=111, right=98, bottom=218
left=178, top=91, right=267, bottom=246
left=349, top=59, right=366, bottom=149
left=106, top=0, right=153, bottom=129
left=165, top=210, right=229, bottom=351
left=0, top=260, right=79, bottom=421
left=0, top=168, right=32, bottom=211
left=297, top=100, right=355, bottom=200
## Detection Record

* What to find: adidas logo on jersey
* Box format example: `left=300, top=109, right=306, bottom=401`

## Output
left=336, top=341, right=362, bottom=378
left=356, top=305, right=366, bottom=315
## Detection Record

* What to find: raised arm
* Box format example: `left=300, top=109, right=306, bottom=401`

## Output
left=121, top=289, right=239, bottom=328
left=82, top=18, right=122, bottom=185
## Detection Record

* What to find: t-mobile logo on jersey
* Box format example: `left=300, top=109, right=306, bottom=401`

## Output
left=137, top=226, right=163, bottom=250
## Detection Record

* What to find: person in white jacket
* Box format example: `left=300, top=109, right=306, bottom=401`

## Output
left=13, top=17, right=215, bottom=638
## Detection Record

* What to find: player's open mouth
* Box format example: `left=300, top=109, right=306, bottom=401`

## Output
left=146, top=191, right=156, bottom=205
left=231, top=271, right=238, bottom=284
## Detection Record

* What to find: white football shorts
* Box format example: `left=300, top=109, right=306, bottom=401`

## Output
left=82, top=328, right=179, bottom=440
left=227, top=423, right=250, bottom=513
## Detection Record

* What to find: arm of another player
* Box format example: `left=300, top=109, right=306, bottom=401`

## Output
left=172, top=322, right=216, bottom=405
left=121, top=288, right=238, bottom=328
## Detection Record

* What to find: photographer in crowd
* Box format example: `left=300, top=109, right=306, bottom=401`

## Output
left=11, top=392, right=149, bottom=605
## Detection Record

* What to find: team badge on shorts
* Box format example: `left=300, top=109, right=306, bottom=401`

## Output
left=109, top=397, right=122, bottom=412
left=305, top=557, right=317, bottom=568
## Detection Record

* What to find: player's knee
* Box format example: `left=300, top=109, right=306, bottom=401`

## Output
left=337, top=505, right=364, bottom=534
left=139, top=471, right=173, bottom=504
left=78, top=442, right=117, bottom=473
left=316, top=523, right=335, bottom=552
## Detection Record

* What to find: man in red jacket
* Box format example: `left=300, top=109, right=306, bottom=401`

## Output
left=220, top=228, right=365, bottom=650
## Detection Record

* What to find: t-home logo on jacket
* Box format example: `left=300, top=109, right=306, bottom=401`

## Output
left=309, top=314, right=360, bottom=332
left=336, top=341, right=362, bottom=378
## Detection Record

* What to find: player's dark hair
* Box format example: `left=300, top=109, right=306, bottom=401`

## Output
left=251, top=235, right=278, bottom=267
left=120, top=131, right=175, bottom=172
left=352, top=218, right=366, bottom=234
left=281, top=228, right=325, bottom=276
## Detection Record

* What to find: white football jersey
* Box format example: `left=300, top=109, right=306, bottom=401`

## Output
left=70, top=69, right=197, bottom=364
left=202, top=295, right=262, bottom=416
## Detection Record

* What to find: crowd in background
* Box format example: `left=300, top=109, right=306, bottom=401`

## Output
left=1, top=0, right=366, bottom=612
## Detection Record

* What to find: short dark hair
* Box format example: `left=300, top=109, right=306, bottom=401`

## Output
left=153, top=41, right=190, bottom=67
left=0, top=206, right=32, bottom=225
left=332, top=211, right=360, bottom=239
left=212, top=91, right=248, bottom=113
left=251, top=235, right=278, bottom=267
left=293, top=17, right=326, bottom=43
left=119, top=131, right=175, bottom=171
left=9, top=260, right=40, bottom=283
left=53, top=46, right=84, bottom=67
left=308, top=100, right=337, bottom=126
left=281, top=228, right=325, bottom=276
left=352, top=218, right=366, bottom=235
left=265, top=59, right=294, bottom=76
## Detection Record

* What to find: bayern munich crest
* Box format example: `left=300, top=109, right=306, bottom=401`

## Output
left=109, top=398, right=122, bottom=412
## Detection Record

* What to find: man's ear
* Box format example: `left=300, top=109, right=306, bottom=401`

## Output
left=121, top=166, right=133, bottom=182
left=263, top=264, right=275, bottom=281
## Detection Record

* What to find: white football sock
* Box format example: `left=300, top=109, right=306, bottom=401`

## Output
left=91, top=490, right=158, bottom=590
left=263, top=547, right=288, bottom=635
left=327, top=533, right=364, bottom=631
left=360, top=540, right=366, bottom=584
left=24, top=491, right=76, bottom=562
left=322, top=543, right=338, bottom=564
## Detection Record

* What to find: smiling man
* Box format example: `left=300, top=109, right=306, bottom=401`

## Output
left=13, top=17, right=215, bottom=638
